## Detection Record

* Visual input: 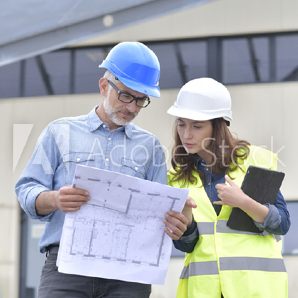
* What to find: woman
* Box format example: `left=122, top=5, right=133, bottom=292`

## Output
left=167, top=78, right=290, bottom=298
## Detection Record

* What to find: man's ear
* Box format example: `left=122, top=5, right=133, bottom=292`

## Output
left=99, top=78, right=109, bottom=97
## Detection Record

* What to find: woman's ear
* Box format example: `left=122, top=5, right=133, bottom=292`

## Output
left=99, top=78, right=109, bottom=97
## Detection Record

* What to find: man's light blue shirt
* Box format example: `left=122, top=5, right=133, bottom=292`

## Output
left=16, top=107, right=167, bottom=252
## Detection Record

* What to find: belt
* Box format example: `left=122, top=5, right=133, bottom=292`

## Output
left=46, top=244, right=59, bottom=255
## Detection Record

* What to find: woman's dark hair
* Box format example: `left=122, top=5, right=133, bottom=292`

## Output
left=169, top=118, right=250, bottom=187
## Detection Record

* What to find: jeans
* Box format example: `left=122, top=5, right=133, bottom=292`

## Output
left=38, top=249, right=151, bottom=298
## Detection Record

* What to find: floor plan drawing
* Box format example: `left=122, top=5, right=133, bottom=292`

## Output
left=57, top=165, right=189, bottom=284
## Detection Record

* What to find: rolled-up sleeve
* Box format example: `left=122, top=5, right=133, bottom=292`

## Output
left=173, top=218, right=199, bottom=253
left=254, top=190, right=290, bottom=235
left=15, top=124, right=60, bottom=221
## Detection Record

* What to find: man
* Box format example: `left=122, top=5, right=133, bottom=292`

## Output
left=15, top=42, right=192, bottom=298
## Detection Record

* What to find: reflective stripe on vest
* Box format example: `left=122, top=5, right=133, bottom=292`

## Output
left=180, top=261, right=219, bottom=278
left=179, top=220, right=286, bottom=279
left=197, top=220, right=282, bottom=242
left=220, top=257, right=286, bottom=271
left=181, top=257, right=286, bottom=279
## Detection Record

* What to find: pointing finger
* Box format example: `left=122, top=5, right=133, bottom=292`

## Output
left=184, top=197, right=197, bottom=209
left=213, top=200, right=223, bottom=205
left=225, top=175, right=236, bottom=187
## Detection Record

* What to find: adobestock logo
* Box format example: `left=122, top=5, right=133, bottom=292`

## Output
left=170, top=137, right=286, bottom=168
left=13, top=124, right=286, bottom=174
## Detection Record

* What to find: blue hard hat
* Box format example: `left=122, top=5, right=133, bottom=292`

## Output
left=99, top=42, right=160, bottom=98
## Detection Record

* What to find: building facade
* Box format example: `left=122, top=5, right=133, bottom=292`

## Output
left=1, top=0, right=298, bottom=297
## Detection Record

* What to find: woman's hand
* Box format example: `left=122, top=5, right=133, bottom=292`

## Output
left=214, top=175, right=249, bottom=208
left=214, top=175, right=269, bottom=224
left=163, top=197, right=197, bottom=240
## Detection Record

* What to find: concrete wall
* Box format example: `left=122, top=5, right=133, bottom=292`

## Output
left=73, top=0, right=298, bottom=47
left=1, top=81, right=298, bottom=297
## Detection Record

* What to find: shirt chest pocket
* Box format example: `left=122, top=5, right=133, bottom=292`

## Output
left=120, top=158, right=146, bottom=179
left=63, top=152, right=95, bottom=185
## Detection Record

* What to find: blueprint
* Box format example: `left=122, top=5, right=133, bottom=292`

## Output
left=57, top=164, right=189, bottom=284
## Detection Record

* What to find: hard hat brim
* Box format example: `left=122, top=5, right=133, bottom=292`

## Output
left=118, top=76, right=160, bottom=98
left=167, top=105, right=233, bottom=122
left=99, top=61, right=160, bottom=98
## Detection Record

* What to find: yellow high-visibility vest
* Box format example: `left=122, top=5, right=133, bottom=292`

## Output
left=168, top=146, right=288, bottom=298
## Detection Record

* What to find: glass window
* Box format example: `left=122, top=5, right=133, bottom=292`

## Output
left=2, top=32, right=298, bottom=99
left=24, top=57, right=48, bottom=97
left=178, top=40, right=207, bottom=82
left=42, top=51, right=71, bottom=95
left=251, top=37, right=270, bottom=82
left=149, top=43, right=184, bottom=89
left=282, top=201, right=298, bottom=255
left=276, top=35, right=298, bottom=82
left=0, top=61, right=21, bottom=98
left=74, top=48, right=108, bottom=94
left=222, top=37, right=269, bottom=84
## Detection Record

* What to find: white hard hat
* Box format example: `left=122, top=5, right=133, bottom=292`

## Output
left=167, top=78, right=233, bottom=123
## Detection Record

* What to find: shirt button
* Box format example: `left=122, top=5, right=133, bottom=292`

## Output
left=76, top=158, right=81, bottom=162
left=208, top=183, right=211, bottom=186
left=103, top=125, right=106, bottom=128
left=106, top=158, right=109, bottom=162
left=135, top=167, right=138, bottom=171
left=206, top=168, right=209, bottom=171
left=108, top=137, right=111, bottom=141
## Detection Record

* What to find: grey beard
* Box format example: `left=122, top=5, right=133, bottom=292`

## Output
left=103, top=97, right=137, bottom=126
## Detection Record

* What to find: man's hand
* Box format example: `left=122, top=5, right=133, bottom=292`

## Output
left=163, top=197, right=197, bottom=240
left=36, top=186, right=91, bottom=215
left=55, top=186, right=91, bottom=213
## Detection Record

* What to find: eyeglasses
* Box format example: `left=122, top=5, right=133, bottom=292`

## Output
left=108, top=80, right=151, bottom=108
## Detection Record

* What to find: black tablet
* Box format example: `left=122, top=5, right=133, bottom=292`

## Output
left=227, top=165, right=285, bottom=233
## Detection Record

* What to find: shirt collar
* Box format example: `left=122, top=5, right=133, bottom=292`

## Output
left=87, top=106, right=102, bottom=131
left=194, top=155, right=211, bottom=171
left=194, top=155, right=205, bottom=169
left=194, top=154, right=226, bottom=179
left=87, top=106, right=133, bottom=139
